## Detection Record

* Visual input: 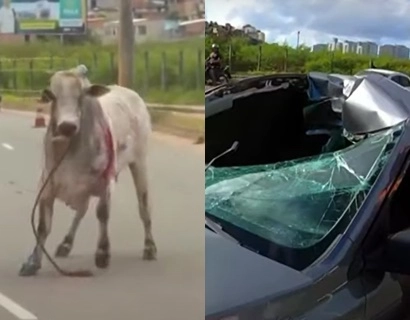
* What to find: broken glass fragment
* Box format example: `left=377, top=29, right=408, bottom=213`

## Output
left=205, top=126, right=401, bottom=250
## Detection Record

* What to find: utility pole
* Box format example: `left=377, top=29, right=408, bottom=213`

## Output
left=296, top=31, right=300, bottom=50
left=118, top=0, right=134, bottom=88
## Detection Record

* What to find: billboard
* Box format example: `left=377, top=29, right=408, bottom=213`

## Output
left=0, top=0, right=87, bottom=34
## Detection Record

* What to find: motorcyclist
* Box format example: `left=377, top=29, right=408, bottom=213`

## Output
left=206, top=44, right=225, bottom=85
left=207, top=43, right=222, bottom=68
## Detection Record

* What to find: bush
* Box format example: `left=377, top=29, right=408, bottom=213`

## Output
left=0, top=38, right=204, bottom=105
left=205, top=35, right=410, bottom=75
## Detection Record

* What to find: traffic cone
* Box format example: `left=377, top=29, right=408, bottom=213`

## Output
left=34, top=107, right=46, bottom=128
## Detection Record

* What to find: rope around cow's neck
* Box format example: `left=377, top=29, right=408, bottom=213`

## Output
left=30, top=137, right=93, bottom=277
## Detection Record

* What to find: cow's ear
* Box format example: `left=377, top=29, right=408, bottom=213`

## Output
left=84, top=84, right=110, bottom=97
left=38, top=88, right=55, bottom=103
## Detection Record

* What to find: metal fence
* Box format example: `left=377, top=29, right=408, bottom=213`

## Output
left=0, top=49, right=204, bottom=97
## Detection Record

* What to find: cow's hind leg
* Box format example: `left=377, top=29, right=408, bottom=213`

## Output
left=95, top=192, right=111, bottom=268
left=19, top=198, right=54, bottom=276
left=55, top=201, right=89, bottom=258
left=129, top=161, right=157, bottom=260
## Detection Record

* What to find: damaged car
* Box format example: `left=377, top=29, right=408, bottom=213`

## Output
left=205, top=72, right=410, bottom=320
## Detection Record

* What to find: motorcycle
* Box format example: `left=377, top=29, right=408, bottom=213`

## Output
left=205, top=59, right=231, bottom=86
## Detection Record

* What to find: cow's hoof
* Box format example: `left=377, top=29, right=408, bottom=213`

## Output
left=95, top=252, right=110, bottom=269
left=55, top=243, right=71, bottom=258
left=143, top=245, right=157, bottom=260
left=19, top=262, right=40, bottom=277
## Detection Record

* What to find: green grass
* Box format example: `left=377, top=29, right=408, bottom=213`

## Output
left=144, top=88, right=203, bottom=105
left=0, top=38, right=205, bottom=105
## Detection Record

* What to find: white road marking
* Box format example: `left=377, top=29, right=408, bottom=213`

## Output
left=1, top=143, right=14, bottom=150
left=0, top=292, right=37, bottom=319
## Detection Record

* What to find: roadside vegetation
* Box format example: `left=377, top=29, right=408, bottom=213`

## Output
left=0, top=37, right=204, bottom=105
left=205, top=35, right=410, bottom=76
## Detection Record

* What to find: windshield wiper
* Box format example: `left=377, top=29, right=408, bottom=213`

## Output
left=205, top=215, right=240, bottom=244
left=205, top=141, right=239, bottom=171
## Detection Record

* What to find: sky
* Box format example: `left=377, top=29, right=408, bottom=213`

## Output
left=205, top=0, right=410, bottom=47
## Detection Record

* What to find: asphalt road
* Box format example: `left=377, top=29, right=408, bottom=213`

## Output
left=0, top=110, right=204, bottom=320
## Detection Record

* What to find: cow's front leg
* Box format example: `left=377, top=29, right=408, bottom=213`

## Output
left=19, top=198, right=54, bottom=276
left=95, top=192, right=111, bottom=269
left=55, top=200, right=89, bottom=258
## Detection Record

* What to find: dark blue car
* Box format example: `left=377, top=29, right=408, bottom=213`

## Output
left=205, top=72, right=410, bottom=320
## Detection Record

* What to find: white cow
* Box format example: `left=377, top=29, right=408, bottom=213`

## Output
left=19, top=68, right=157, bottom=276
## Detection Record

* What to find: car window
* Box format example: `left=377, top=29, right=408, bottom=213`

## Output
left=391, top=76, right=402, bottom=84
left=398, top=76, right=410, bottom=87
left=205, top=126, right=401, bottom=268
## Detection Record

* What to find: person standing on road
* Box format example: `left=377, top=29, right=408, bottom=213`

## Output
left=0, top=0, right=16, bottom=34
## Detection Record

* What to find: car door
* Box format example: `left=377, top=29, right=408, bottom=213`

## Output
left=361, top=153, right=410, bottom=320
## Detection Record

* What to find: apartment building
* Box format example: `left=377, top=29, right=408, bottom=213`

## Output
left=328, top=42, right=343, bottom=51
left=311, top=43, right=328, bottom=52
left=312, top=39, right=410, bottom=59
left=379, top=44, right=396, bottom=57
left=342, top=40, right=357, bottom=54
left=356, top=41, right=378, bottom=56
left=395, top=45, right=410, bottom=59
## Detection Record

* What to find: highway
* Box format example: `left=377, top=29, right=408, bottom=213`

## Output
left=0, top=110, right=204, bottom=320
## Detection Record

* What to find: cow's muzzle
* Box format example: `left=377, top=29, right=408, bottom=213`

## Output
left=57, top=121, right=78, bottom=137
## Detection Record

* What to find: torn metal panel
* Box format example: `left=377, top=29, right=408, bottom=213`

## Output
left=307, top=72, right=410, bottom=134
left=343, top=73, right=410, bottom=134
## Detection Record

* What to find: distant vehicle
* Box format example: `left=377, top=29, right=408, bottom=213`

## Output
left=355, top=68, right=410, bottom=88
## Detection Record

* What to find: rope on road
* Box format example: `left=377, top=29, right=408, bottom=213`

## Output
left=30, top=138, right=93, bottom=278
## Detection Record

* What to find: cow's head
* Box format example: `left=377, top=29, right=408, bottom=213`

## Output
left=42, top=71, right=109, bottom=139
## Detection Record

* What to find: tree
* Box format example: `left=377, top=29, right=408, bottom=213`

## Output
left=205, top=34, right=410, bottom=75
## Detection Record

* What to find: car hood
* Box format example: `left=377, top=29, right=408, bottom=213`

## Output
left=206, top=228, right=312, bottom=318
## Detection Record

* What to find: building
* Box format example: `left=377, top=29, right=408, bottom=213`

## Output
left=178, top=18, right=205, bottom=37
left=101, top=18, right=166, bottom=44
left=311, top=43, right=328, bottom=52
left=379, top=44, right=396, bottom=57
left=241, top=24, right=265, bottom=43
left=88, top=0, right=204, bottom=20
left=342, top=40, right=357, bottom=54
left=394, top=45, right=410, bottom=59
left=132, top=0, right=204, bottom=20
left=356, top=41, right=378, bottom=56
left=328, top=41, right=343, bottom=51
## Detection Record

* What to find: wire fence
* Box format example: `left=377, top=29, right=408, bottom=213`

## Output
left=0, top=49, right=205, bottom=97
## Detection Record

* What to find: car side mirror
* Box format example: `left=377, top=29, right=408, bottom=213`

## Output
left=381, top=229, right=410, bottom=275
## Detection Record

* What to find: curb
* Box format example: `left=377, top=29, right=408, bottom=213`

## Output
left=1, top=106, right=204, bottom=143
left=147, top=103, right=204, bottom=114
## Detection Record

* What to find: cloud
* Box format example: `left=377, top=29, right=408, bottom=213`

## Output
left=205, top=0, right=410, bottom=47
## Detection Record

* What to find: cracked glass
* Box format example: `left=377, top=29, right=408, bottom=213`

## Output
left=205, top=126, right=401, bottom=250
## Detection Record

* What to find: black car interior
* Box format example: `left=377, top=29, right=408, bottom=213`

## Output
left=205, top=74, right=351, bottom=167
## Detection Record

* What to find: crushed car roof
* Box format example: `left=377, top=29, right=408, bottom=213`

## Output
left=309, top=71, right=410, bottom=134
left=206, top=72, right=410, bottom=135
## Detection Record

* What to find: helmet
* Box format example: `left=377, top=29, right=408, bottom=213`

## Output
left=211, top=43, right=219, bottom=49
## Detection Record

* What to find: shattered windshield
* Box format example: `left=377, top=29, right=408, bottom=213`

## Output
left=205, top=126, right=401, bottom=254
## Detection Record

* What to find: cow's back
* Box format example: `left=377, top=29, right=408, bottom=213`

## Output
left=97, top=85, right=151, bottom=167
